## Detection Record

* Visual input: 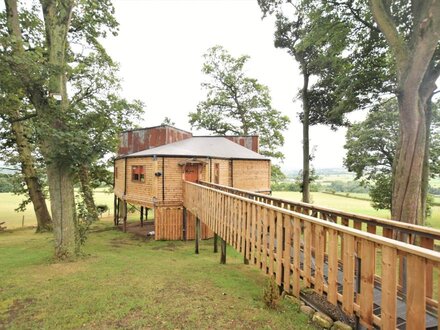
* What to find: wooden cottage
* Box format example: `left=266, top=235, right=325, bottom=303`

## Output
left=113, top=125, right=271, bottom=240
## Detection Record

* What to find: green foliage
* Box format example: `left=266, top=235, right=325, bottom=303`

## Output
left=294, top=168, right=319, bottom=193
left=96, top=204, right=109, bottom=216
left=263, top=276, right=280, bottom=309
left=327, top=180, right=369, bottom=194
left=161, top=117, right=175, bottom=126
left=189, top=45, right=289, bottom=160
left=344, top=99, right=440, bottom=211
left=0, top=173, right=13, bottom=192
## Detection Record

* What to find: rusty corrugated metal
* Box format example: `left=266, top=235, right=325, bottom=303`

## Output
left=117, top=126, right=192, bottom=156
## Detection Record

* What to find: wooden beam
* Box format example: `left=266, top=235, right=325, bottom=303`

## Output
left=220, top=238, right=226, bottom=264
left=123, top=201, right=127, bottom=233
left=140, top=206, right=144, bottom=227
left=195, top=217, right=200, bottom=254
left=214, top=233, right=218, bottom=253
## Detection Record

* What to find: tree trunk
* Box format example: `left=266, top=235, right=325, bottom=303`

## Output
left=78, top=164, right=99, bottom=222
left=41, top=0, right=78, bottom=258
left=370, top=0, right=440, bottom=225
left=302, top=71, right=311, bottom=203
left=10, top=114, right=52, bottom=232
left=46, top=162, right=78, bottom=258
left=391, top=94, right=426, bottom=225
left=5, top=0, right=78, bottom=257
left=420, top=98, right=432, bottom=225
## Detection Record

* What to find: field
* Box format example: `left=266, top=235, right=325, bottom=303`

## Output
left=0, top=221, right=311, bottom=329
left=272, top=191, right=440, bottom=229
left=2, top=188, right=440, bottom=229
left=0, top=189, right=115, bottom=229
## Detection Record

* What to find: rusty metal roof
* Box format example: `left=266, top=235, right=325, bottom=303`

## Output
left=124, top=137, right=268, bottom=160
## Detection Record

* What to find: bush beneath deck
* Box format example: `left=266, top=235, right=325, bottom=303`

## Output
left=0, top=220, right=312, bottom=329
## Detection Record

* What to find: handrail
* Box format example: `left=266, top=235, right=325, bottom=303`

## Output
left=184, top=181, right=440, bottom=329
left=200, top=181, right=440, bottom=242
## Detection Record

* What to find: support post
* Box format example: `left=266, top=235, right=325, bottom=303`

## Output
left=195, top=217, right=200, bottom=254
left=140, top=206, right=144, bottom=227
left=115, top=198, right=120, bottom=226
left=113, top=195, right=117, bottom=225
left=244, top=241, right=249, bottom=264
left=220, top=238, right=226, bottom=264
left=123, top=201, right=127, bottom=233
left=214, top=233, right=218, bottom=253
left=183, top=207, right=187, bottom=241
left=146, top=208, right=149, bottom=222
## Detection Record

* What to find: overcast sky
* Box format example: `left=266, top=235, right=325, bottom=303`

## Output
left=103, top=0, right=354, bottom=171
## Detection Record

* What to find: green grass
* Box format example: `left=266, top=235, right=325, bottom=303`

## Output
left=272, top=191, right=440, bottom=229
left=0, top=189, right=115, bottom=229
left=0, top=221, right=311, bottom=329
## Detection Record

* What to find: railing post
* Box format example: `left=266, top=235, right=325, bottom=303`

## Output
left=195, top=216, right=200, bottom=254
left=214, top=233, right=218, bottom=253
left=220, top=238, right=226, bottom=264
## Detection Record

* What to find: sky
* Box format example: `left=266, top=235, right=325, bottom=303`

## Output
left=103, top=0, right=354, bottom=171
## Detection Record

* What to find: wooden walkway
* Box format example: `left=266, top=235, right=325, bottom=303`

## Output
left=183, top=181, right=440, bottom=330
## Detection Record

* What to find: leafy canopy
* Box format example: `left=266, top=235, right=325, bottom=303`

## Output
left=189, top=45, right=290, bottom=160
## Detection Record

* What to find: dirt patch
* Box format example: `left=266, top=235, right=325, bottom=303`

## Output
left=30, top=260, right=88, bottom=282
left=151, top=242, right=178, bottom=251
left=301, top=290, right=356, bottom=327
left=0, top=298, right=35, bottom=328
left=109, top=237, right=140, bottom=248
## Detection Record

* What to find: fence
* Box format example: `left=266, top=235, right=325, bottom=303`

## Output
left=184, top=181, right=440, bottom=329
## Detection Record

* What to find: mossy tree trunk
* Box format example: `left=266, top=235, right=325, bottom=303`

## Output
left=10, top=112, right=52, bottom=232
left=78, top=164, right=99, bottom=221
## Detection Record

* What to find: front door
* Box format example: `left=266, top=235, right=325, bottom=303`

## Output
left=184, top=164, right=199, bottom=182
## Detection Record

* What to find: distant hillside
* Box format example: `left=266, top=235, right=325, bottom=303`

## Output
left=283, top=167, right=351, bottom=178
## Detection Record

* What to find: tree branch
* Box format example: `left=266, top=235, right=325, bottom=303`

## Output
left=369, top=0, right=409, bottom=71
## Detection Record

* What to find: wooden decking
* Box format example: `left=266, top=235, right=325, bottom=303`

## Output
left=183, top=181, right=440, bottom=329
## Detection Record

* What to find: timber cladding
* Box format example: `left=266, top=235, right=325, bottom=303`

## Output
left=114, top=158, right=126, bottom=197
left=114, top=155, right=270, bottom=240
left=231, top=160, right=271, bottom=191
left=155, top=206, right=213, bottom=240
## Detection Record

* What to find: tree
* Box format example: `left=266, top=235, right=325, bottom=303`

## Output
left=344, top=99, right=440, bottom=214
left=260, top=0, right=440, bottom=224
left=259, top=1, right=351, bottom=203
left=161, top=117, right=175, bottom=126
left=368, top=0, right=440, bottom=225
left=1, top=0, right=129, bottom=258
left=189, top=46, right=290, bottom=163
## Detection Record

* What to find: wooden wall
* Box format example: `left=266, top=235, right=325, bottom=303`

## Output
left=114, top=155, right=270, bottom=240
left=114, top=158, right=126, bottom=198
left=155, top=206, right=213, bottom=240
left=232, top=160, right=271, bottom=192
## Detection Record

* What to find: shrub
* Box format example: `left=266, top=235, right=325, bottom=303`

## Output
left=263, top=276, right=280, bottom=309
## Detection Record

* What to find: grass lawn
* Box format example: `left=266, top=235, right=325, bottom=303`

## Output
left=0, top=221, right=312, bottom=329
left=0, top=189, right=115, bottom=229
left=272, top=191, right=440, bottom=229
left=2, top=188, right=440, bottom=229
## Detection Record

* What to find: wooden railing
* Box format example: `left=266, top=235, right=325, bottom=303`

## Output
left=184, top=181, right=440, bottom=329
left=200, top=181, right=440, bottom=247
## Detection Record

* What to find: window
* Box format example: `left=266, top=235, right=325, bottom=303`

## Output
left=115, top=167, right=118, bottom=179
left=131, top=165, right=145, bottom=182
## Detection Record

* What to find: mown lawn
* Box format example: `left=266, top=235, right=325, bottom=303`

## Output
left=0, top=221, right=312, bottom=329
